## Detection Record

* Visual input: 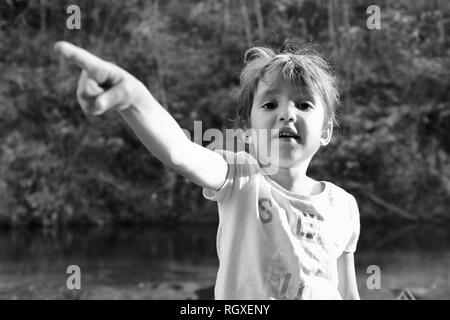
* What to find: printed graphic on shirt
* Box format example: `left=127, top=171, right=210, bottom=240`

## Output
left=258, top=198, right=273, bottom=223
left=265, top=258, right=306, bottom=300
left=256, top=186, right=333, bottom=299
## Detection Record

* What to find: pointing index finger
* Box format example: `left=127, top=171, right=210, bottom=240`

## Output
left=54, top=41, right=111, bottom=84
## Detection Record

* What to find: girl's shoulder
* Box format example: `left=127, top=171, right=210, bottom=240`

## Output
left=323, top=181, right=358, bottom=207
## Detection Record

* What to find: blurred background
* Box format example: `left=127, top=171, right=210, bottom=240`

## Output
left=0, top=0, right=449, bottom=299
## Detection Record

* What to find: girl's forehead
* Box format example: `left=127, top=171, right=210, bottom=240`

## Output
left=255, top=72, right=315, bottom=101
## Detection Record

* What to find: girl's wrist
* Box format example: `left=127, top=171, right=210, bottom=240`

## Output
left=122, top=79, right=152, bottom=113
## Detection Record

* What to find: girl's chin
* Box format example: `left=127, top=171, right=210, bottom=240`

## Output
left=256, top=155, right=308, bottom=169
left=250, top=143, right=312, bottom=166
left=277, top=138, right=301, bottom=145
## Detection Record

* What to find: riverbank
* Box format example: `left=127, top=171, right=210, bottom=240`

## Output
left=0, top=224, right=448, bottom=300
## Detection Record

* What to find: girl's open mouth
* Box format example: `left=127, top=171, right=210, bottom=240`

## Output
left=277, top=127, right=300, bottom=141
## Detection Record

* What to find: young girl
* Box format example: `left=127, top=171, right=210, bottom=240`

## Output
left=55, top=41, right=360, bottom=300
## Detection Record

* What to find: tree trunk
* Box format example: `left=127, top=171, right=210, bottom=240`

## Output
left=342, top=0, right=352, bottom=109
left=150, top=0, right=168, bottom=110
left=347, top=182, right=419, bottom=221
left=40, top=0, right=47, bottom=32
left=437, top=13, right=445, bottom=48
left=343, top=0, right=350, bottom=31
left=328, top=0, right=336, bottom=52
left=223, top=0, right=231, bottom=31
left=254, top=0, right=264, bottom=40
left=240, top=0, right=253, bottom=46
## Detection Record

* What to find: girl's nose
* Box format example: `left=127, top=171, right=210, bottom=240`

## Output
left=277, top=102, right=297, bottom=123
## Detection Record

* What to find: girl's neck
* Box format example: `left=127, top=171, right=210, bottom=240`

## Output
left=248, top=144, right=323, bottom=196
left=265, top=164, right=323, bottom=196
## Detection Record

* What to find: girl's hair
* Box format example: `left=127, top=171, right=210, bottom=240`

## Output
left=235, top=44, right=340, bottom=129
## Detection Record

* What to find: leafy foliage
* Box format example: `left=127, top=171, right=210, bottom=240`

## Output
left=0, top=0, right=449, bottom=227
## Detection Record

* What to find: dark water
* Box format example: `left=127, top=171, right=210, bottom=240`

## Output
left=0, top=223, right=449, bottom=300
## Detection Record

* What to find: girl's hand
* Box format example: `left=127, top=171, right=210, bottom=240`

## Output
left=54, top=41, right=146, bottom=116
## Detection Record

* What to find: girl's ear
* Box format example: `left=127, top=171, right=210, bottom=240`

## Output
left=243, top=128, right=253, bottom=144
left=237, top=127, right=251, bottom=144
left=320, top=121, right=333, bottom=146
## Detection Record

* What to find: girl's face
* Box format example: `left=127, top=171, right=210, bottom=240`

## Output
left=248, top=72, right=332, bottom=169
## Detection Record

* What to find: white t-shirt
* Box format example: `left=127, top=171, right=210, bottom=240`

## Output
left=203, top=150, right=360, bottom=300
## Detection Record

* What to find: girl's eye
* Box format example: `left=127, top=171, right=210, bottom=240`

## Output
left=296, top=102, right=314, bottom=111
left=261, top=102, right=277, bottom=110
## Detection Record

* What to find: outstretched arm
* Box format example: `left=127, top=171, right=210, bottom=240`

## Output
left=55, top=41, right=228, bottom=190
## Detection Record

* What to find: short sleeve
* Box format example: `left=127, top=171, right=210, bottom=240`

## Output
left=344, top=195, right=360, bottom=253
left=203, top=150, right=260, bottom=203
